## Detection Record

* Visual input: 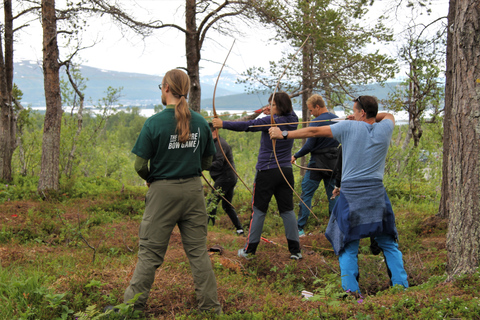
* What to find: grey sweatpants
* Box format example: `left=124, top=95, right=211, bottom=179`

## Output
left=244, top=205, right=301, bottom=254
left=124, top=177, right=222, bottom=314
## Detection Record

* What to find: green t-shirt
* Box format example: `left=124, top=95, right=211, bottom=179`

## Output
left=132, top=106, right=216, bottom=181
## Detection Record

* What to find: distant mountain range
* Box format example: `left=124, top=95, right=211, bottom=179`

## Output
left=14, top=60, right=402, bottom=110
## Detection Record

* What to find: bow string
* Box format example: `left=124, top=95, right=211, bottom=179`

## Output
left=269, top=35, right=321, bottom=222
left=213, top=40, right=253, bottom=195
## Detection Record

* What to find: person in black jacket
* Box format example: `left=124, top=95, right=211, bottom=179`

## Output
left=207, top=123, right=244, bottom=235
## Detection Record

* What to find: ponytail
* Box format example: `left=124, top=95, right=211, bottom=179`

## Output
left=175, top=97, right=191, bottom=143
left=163, top=69, right=191, bottom=143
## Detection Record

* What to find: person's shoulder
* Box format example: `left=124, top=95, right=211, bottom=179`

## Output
left=324, top=112, right=339, bottom=119
left=382, top=117, right=395, bottom=127
left=277, top=111, right=298, bottom=122
left=290, top=111, right=299, bottom=120
left=334, top=118, right=353, bottom=127
left=375, top=118, right=394, bottom=129
left=312, top=112, right=337, bottom=126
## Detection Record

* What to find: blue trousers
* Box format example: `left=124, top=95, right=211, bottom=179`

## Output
left=338, top=234, right=409, bottom=293
left=297, top=164, right=336, bottom=230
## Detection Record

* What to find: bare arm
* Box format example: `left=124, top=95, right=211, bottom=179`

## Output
left=376, top=113, right=395, bottom=125
left=269, top=125, right=333, bottom=140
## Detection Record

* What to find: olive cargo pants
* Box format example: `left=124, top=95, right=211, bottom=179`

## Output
left=124, top=177, right=222, bottom=314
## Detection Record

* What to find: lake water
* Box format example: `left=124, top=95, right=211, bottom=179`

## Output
left=33, top=105, right=431, bottom=126
left=139, top=108, right=414, bottom=125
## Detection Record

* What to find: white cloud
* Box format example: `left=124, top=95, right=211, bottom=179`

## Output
left=11, top=0, right=448, bottom=79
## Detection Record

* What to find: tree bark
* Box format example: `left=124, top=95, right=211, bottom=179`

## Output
left=0, top=0, right=15, bottom=182
left=185, top=0, right=201, bottom=112
left=439, top=0, right=456, bottom=219
left=445, top=0, right=480, bottom=277
left=300, top=38, right=313, bottom=176
left=64, top=64, right=85, bottom=178
left=38, top=0, right=63, bottom=192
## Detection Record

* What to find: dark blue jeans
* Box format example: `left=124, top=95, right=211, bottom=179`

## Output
left=297, top=161, right=336, bottom=230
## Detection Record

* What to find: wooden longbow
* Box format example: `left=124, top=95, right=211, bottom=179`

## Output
left=212, top=40, right=253, bottom=195
left=269, top=35, right=321, bottom=222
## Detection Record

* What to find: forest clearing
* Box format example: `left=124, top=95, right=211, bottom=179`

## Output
left=1, top=121, right=479, bottom=319
left=0, top=0, right=479, bottom=318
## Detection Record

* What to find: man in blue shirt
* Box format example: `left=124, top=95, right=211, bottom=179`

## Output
left=291, top=94, right=339, bottom=236
left=269, top=95, right=408, bottom=296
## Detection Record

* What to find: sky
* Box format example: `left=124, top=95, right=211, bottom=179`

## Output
left=13, top=0, right=449, bottom=80
left=14, top=0, right=286, bottom=78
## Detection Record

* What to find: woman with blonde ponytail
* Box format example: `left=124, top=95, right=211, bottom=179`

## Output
left=162, top=69, right=192, bottom=143
left=120, top=69, right=222, bottom=315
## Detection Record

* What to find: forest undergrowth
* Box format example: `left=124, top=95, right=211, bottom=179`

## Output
left=1, top=116, right=479, bottom=319
left=0, top=177, right=479, bottom=319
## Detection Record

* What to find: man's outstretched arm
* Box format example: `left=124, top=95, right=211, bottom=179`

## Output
left=269, top=125, right=333, bottom=140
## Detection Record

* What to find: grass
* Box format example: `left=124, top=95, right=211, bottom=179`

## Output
left=0, top=179, right=479, bottom=320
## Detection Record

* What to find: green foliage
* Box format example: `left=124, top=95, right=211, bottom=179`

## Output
left=60, top=65, right=87, bottom=107
left=153, top=104, right=163, bottom=113
left=244, top=0, right=397, bottom=108
left=13, top=109, right=43, bottom=177
left=205, top=187, right=222, bottom=218
left=45, top=293, right=75, bottom=320
left=384, top=15, right=446, bottom=147
left=0, top=175, right=39, bottom=203
left=106, top=109, right=146, bottom=147
left=0, top=272, right=68, bottom=320
left=74, top=293, right=142, bottom=319
left=310, top=273, right=345, bottom=304
left=72, top=305, right=106, bottom=320
left=384, top=122, right=442, bottom=205
left=59, top=72, right=128, bottom=181
left=3, top=99, right=475, bottom=319
left=86, top=190, right=145, bottom=217
left=13, top=83, right=24, bottom=102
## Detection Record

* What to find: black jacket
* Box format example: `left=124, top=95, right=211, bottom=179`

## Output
left=209, top=137, right=237, bottom=182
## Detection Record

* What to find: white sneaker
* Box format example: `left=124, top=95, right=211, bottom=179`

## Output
left=237, top=248, right=254, bottom=260
left=290, top=253, right=303, bottom=260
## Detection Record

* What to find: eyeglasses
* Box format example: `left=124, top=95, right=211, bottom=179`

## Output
left=158, top=84, right=162, bottom=90
left=354, top=96, right=364, bottom=110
